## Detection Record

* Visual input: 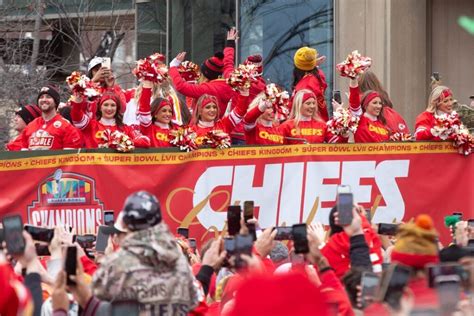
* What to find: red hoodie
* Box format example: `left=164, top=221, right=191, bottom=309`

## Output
left=321, top=216, right=383, bottom=278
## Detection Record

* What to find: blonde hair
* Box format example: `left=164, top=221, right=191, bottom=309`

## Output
left=426, top=85, right=452, bottom=113
left=191, top=94, right=219, bottom=125
left=134, top=78, right=176, bottom=104
left=290, top=89, right=322, bottom=132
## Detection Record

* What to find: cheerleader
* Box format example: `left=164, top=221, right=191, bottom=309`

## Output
left=347, top=78, right=390, bottom=143
left=136, top=80, right=177, bottom=147
left=190, top=90, right=249, bottom=146
left=415, top=86, right=455, bottom=141
left=243, top=92, right=284, bottom=145
left=279, top=89, right=343, bottom=144
left=291, top=47, right=329, bottom=121
left=70, top=92, right=150, bottom=148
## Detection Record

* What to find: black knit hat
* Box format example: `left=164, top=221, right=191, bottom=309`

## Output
left=201, top=52, right=224, bottom=80
left=37, top=85, right=61, bottom=108
left=15, top=104, right=41, bottom=124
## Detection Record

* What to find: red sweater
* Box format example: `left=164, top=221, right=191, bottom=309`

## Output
left=383, top=106, right=409, bottom=133
left=243, top=105, right=284, bottom=145
left=169, top=67, right=237, bottom=118
left=70, top=100, right=150, bottom=148
left=292, top=72, right=329, bottom=121
left=279, top=118, right=342, bottom=144
left=18, top=114, right=82, bottom=150
left=137, top=87, right=174, bottom=147
left=414, top=111, right=442, bottom=141
left=354, top=115, right=390, bottom=143
left=191, top=94, right=249, bottom=146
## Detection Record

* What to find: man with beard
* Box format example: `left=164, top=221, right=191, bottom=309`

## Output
left=18, top=85, right=82, bottom=150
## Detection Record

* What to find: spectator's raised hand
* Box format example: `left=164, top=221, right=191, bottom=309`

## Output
left=334, top=205, right=364, bottom=237
left=52, top=271, right=70, bottom=311
left=68, top=254, right=92, bottom=308
left=227, top=27, right=239, bottom=42
left=254, top=227, right=276, bottom=258
left=201, top=237, right=226, bottom=270
left=49, top=226, right=73, bottom=259
left=316, top=55, right=326, bottom=66
left=170, top=52, right=186, bottom=68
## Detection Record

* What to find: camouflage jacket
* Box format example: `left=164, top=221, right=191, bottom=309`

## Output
left=456, top=103, right=474, bottom=132
left=92, top=222, right=200, bottom=315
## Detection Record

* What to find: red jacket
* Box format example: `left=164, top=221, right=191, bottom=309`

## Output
left=292, top=72, right=329, bottom=121
left=137, top=87, right=174, bottom=147
left=243, top=105, right=284, bottom=145
left=383, top=106, right=409, bottom=133
left=414, top=111, right=442, bottom=141
left=169, top=67, right=237, bottom=118
left=321, top=217, right=383, bottom=278
left=70, top=100, right=150, bottom=148
left=5, top=135, right=22, bottom=151
left=279, top=119, right=344, bottom=144
left=18, top=114, right=82, bottom=150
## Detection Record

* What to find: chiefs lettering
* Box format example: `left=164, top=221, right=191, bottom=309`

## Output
left=155, top=132, right=169, bottom=142
left=290, top=128, right=323, bottom=136
left=258, top=131, right=284, bottom=143
left=368, top=124, right=389, bottom=135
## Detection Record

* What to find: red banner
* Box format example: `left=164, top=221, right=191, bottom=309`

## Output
left=0, top=142, right=472, bottom=245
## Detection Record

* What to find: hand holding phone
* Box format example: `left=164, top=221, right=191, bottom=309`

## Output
left=292, top=224, right=309, bottom=254
left=102, top=57, right=111, bottom=69
left=177, top=227, right=189, bottom=239
left=65, top=246, right=77, bottom=286
left=227, top=206, right=241, bottom=236
left=337, top=185, right=353, bottom=226
left=95, top=226, right=109, bottom=253
left=333, top=90, right=342, bottom=104
left=274, top=226, right=292, bottom=241
left=24, top=225, right=54, bottom=242
left=360, top=272, right=380, bottom=309
left=377, top=223, right=399, bottom=236
left=2, top=215, right=25, bottom=255
left=243, top=201, right=254, bottom=223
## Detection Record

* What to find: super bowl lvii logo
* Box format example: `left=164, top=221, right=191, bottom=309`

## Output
left=27, top=169, right=106, bottom=234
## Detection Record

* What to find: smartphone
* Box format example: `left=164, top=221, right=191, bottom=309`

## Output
left=243, top=201, right=254, bottom=223
left=378, top=264, right=411, bottom=310
left=452, top=212, right=462, bottom=219
left=95, top=226, right=109, bottom=253
left=235, top=234, right=253, bottom=256
left=337, top=185, right=353, bottom=226
left=102, top=57, right=111, bottom=69
left=377, top=223, right=399, bottom=236
left=188, top=238, right=197, bottom=252
left=24, top=225, right=54, bottom=242
left=333, top=90, right=342, bottom=104
left=360, top=271, right=380, bottom=309
left=435, top=275, right=461, bottom=313
left=75, top=234, right=96, bottom=249
left=227, top=205, right=241, bottom=236
left=292, top=224, right=309, bottom=254
left=274, top=226, right=293, bottom=241
left=432, top=72, right=440, bottom=81
left=224, top=237, right=236, bottom=255
left=104, top=211, right=115, bottom=226
left=35, top=243, right=51, bottom=256
left=65, top=246, right=77, bottom=286
left=467, top=219, right=474, bottom=227
left=426, top=262, right=467, bottom=288
left=2, top=215, right=26, bottom=255
left=177, top=227, right=189, bottom=239
left=246, top=223, right=257, bottom=241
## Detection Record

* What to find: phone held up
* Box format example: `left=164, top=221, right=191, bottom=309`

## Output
left=337, top=185, right=353, bottom=226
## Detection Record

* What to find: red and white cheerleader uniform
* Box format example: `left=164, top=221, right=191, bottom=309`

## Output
left=349, top=87, right=390, bottom=143
left=243, top=103, right=284, bottom=145
left=71, top=94, right=150, bottom=148
left=137, top=87, right=175, bottom=147
left=190, top=94, right=249, bottom=146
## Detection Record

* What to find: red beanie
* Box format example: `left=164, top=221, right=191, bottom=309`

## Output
left=227, top=272, right=330, bottom=316
left=361, top=91, right=380, bottom=109
left=244, top=54, right=263, bottom=74
left=201, top=52, right=224, bottom=80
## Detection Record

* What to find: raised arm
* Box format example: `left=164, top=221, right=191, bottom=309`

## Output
left=223, top=27, right=238, bottom=79
left=70, top=95, right=92, bottom=130
left=220, top=91, right=250, bottom=133
left=136, top=81, right=153, bottom=128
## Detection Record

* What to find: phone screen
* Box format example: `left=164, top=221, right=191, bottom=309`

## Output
left=104, top=211, right=115, bottom=226
left=381, top=265, right=411, bottom=310
left=292, top=224, right=309, bottom=254
left=274, top=227, right=292, bottom=240
left=435, top=275, right=461, bottom=313
left=102, top=57, right=111, bottom=69
left=235, top=234, right=253, bottom=256
left=75, top=234, right=96, bottom=249
left=243, top=201, right=254, bottom=223
left=188, top=238, right=197, bottom=251
left=65, top=246, right=77, bottom=286
left=337, top=193, right=353, bottom=225
left=3, top=215, right=25, bottom=255
left=177, top=227, right=189, bottom=239
left=427, top=263, right=466, bottom=288
left=95, top=226, right=109, bottom=252
left=360, top=272, right=380, bottom=308
left=227, top=206, right=241, bottom=236
left=24, top=225, right=54, bottom=242
left=467, top=219, right=474, bottom=227
left=35, top=243, right=51, bottom=256
left=378, top=223, right=399, bottom=236
left=224, top=237, right=236, bottom=255
left=333, top=90, right=342, bottom=104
